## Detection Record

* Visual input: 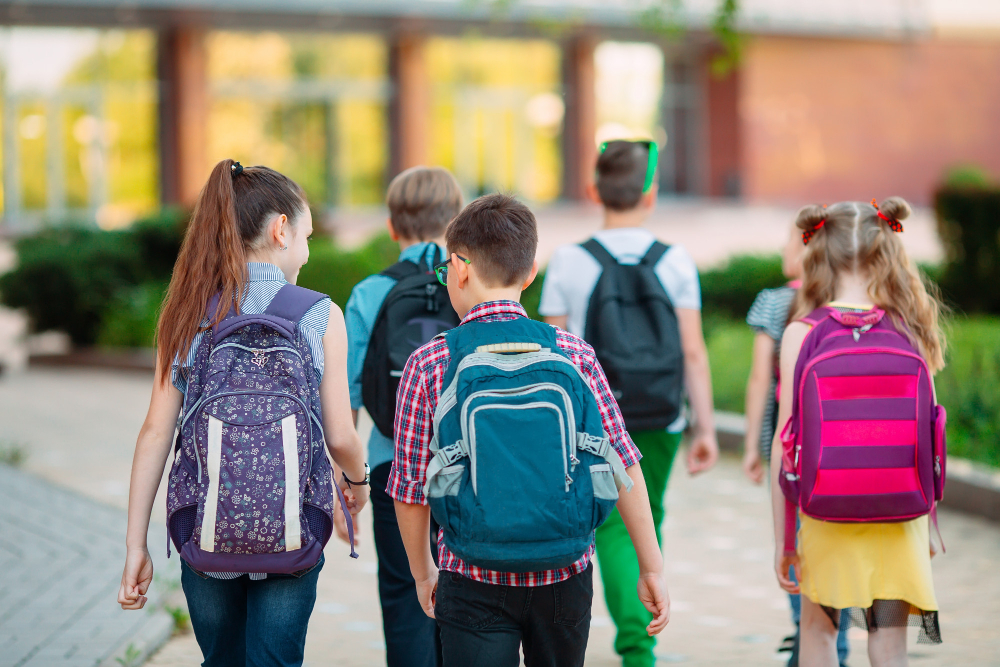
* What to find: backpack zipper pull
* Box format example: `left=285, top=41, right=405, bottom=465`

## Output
left=565, top=473, right=573, bottom=492
left=570, top=454, right=580, bottom=472
left=852, top=323, right=874, bottom=341
left=425, top=284, right=440, bottom=313
left=934, top=455, right=941, bottom=476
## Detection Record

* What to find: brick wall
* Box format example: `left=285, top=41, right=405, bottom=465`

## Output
left=740, top=35, right=1000, bottom=205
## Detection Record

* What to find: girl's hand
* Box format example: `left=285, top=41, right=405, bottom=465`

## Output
left=774, top=550, right=801, bottom=595
left=332, top=495, right=359, bottom=546
left=118, top=547, right=153, bottom=610
left=342, top=484, right=370, bottom=516
left=742, top=446, right=765, bottom=484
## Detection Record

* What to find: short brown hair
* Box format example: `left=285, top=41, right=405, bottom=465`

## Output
left=595, top=141, right=650, bottom=211
left=386, top=166, right=463, bottom=240
left=446, top=193, right=537, bottom=288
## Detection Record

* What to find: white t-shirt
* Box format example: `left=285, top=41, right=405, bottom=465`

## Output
left=538, top=227, right=701, bottom=432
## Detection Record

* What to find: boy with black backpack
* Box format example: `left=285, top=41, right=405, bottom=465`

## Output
left=345, top=166, right=463, bottom=667
left=390, top=193, right=669, bottom=667
left=539, top=140, right=718, bottom=667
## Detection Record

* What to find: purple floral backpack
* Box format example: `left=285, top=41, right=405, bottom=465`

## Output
left=167, top=285, right=356, bottom=573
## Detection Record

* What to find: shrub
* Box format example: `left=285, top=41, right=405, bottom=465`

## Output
left=935, top=316, right=1000, bottom=467
left=700, top=254, right=785, bottom=322
left=934, top=185, right=1000, bottom=314
left=96, top=281, right=167, bottom=348
left=705, top=319, right=754, bottom=413
left=0, top=211, right=184, bottom=345
left=296, top=233, right=398, bottom=309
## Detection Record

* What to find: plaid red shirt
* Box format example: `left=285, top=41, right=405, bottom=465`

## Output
left=387, top=300, right=641, bottom=586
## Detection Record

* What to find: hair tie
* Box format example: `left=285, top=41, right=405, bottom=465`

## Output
left=871, top=198, right=903, bottom=233
left=802, top=218, right=825, bottom=245
left=231, top=161, right=244, bottom=176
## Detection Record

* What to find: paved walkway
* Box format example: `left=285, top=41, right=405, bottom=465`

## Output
left=2, top=368, right=999, bottom=666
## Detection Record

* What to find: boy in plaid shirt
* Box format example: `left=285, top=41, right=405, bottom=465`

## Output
left=388, top=194, right=669, bottom=666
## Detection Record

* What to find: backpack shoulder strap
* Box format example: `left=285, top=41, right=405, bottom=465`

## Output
left=264, top=283, right=328, bottom=324
left=580, top=238, right=618, bottom=270
left=380, top=260, right=423, bottom=282
left=640, top=241, right=670, bottom=267
left=799, top=306, right=832, bottom=327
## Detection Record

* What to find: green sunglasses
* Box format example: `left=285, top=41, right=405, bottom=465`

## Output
left=433, top=254, right=471, bottom=286
left=598, top=139, right=659, bottom=193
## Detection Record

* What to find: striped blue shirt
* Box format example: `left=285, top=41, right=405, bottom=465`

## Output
left=171, top=262, right=332, bottom=395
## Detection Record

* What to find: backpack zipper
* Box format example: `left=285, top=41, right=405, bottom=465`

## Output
left=208, top=342, right=303, bottom=364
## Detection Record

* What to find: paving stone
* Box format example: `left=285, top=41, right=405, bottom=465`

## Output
left=3, top=366, right=998, bottom=667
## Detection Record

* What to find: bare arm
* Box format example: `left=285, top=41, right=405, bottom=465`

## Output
left=321, top=302, right=368, bottom=511
left=543, top=315, right=568, bottom=330
left=770, top=321, right=810, bottom=594
left=676, top=308, right=719, bottom=474
left=395, top=501, right=438, bottom=618
left=118, top=362, right=183, bottom=610
left=743, top=332, right=776, bottom=484
left=615, top=463, right=671, bottom=635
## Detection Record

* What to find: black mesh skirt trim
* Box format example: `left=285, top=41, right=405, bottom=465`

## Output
left=821, top=599, right=941, bottom=645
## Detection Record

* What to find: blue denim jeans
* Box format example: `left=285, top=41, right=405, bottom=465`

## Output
left=181, top=556, right=323, bottom=667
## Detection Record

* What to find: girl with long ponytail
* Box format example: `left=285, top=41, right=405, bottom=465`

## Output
left=117, top=159, right=368, bottom=666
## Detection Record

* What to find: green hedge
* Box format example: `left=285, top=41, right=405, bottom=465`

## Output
left=0, top=211, right=184, bottom=345
left=935, top=185, right=1000, bottom=314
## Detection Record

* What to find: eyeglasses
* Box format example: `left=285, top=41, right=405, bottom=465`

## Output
left=598, top=140, right=659, bottom=193
left=433, top=254, right=471, bottom=286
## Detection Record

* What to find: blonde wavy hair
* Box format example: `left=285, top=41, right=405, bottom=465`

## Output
left=792, top=197, right=946, bottom=373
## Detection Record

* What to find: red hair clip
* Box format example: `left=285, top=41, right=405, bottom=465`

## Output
left=802, top=218, right=826, bottom=245
left=871, top=198, right=903, bottom=233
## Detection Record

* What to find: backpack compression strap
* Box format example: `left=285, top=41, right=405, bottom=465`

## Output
left=264, top=284, right=327, bottom=324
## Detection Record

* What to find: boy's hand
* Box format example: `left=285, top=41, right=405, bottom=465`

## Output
left=414, top=565, right=439, bottom=618
left=118, top=547, right=153, bottom=610
left=774, top=550, right=801, bottom=595
left=742, top=445, right=765, bottom=484
left=637, top=572, right=670, bottom=635
left=686, top=430, right=719, bottom=475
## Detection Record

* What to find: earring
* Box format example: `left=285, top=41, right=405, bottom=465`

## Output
left=281, top=245, right=288, bottom=251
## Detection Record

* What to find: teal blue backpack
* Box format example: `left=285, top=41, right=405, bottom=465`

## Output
left=424, top=317, right=633, bottom=572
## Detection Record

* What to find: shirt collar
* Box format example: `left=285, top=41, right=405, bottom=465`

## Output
left=460, top=300, right=528, bottom=325
left=399, top=242, right=445, bottom=266
left=247, top=262, right=286, bottom=282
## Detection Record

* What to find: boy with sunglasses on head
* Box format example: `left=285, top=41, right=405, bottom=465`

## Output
left=392, top=193, right=669, bottom=667
left=344, top=165, right=463, bottom=667
left=539, top=139, right=718, bottom=667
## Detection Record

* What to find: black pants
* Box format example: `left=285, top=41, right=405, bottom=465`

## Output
left=371, top=462, right=442, bottom=667
left=434, top=564, right=593, bottom=667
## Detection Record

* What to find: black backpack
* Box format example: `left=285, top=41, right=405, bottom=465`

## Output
left=361, top=248, right=460, bottom=438
left=581, top=238, right=683, bottom=431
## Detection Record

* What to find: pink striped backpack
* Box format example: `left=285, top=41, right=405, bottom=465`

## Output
left=779, top=306, right=947, bottom=552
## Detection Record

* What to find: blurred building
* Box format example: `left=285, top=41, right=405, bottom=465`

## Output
left=0, top=0, right=998, bottom=230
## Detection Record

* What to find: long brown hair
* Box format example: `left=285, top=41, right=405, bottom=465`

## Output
left=793, top=197, right=946, bottom=373
left=156, top=159, right=307, bottom=383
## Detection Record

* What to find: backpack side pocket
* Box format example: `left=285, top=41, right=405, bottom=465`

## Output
left=933, top=405, right=947, bottom=501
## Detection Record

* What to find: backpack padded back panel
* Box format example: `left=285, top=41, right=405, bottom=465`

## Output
left=425, top=318, right=633, bottom=573
left=166, top=285, right=345, bottom=574
left=779, top=307, right=946, bottom=524
left=582, top=239, right=683, bottom=430
left=362, top=259, right=460, bottom=438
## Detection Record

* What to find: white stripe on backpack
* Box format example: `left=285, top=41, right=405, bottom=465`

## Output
left=281, top=414, right=302, bottom=552
left=201, top=416, right=224, bottom=553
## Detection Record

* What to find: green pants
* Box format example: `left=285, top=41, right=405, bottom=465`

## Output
left=595, top=429, right=681, bottom=667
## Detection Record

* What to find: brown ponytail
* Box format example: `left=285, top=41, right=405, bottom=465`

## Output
left=156, top=159, right=307, bottom=383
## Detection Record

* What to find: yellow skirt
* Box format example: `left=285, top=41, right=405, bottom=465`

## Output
left=798, top=513, right=937, bottom=612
